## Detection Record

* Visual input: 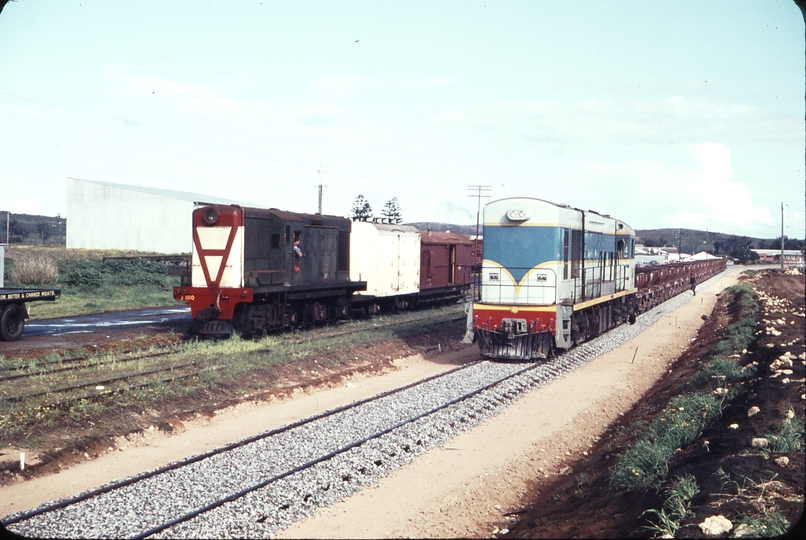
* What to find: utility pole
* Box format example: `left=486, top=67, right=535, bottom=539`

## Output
left=317, top=168, right=325, bottom=215
left=467, top=185, right=492, bottom=264
left=781, top=202, right=785, bottom=271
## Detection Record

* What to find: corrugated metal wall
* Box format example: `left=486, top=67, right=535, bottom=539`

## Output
left=66, top=178, right=193, bottom=253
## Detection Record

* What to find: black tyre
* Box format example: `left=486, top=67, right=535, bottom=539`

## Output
left=0, top=303, right=25, bottom=341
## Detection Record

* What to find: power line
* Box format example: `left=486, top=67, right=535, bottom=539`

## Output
left=468, top=185, right=492, bottom=263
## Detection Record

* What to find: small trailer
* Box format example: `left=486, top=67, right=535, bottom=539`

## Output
left=0, top=288, right=61, bottom=341
left=0, top=245, right=60, bottom=341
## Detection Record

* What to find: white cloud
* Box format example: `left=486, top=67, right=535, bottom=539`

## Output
left=104, top=65, right=227, bottom=105
left=315, top=74, right=457, bottom=98
left=426, top=96, right=800, bottom=147
left=103, top=65, right=355, bottom=131
left=10, top=199, right=43, bottom=215
left=581, top=143, right=774, bottom=234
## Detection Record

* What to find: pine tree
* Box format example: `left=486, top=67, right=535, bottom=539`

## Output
left=350, top=194, right=373, bottom=221
left=381, top=197, right=403, bottom=224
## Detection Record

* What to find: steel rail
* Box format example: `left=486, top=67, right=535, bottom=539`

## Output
left=299, top=313, right=465, bottom=340
left=3, top=358, right=207, bottom=403
left=0, top=342, right=184, bottom=375
left=134, top=360, right=539, bottom=539
left=0, top=311, right=461, bottom=381
left=2, top=313, right=466, bottom=404
left=0, top=350, right=177, bottom=382
left=2, top=359, right=484, bottom=528
left=38, top=364, right=226, bottom=410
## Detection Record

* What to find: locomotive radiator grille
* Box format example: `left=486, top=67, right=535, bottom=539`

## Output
left=476, top=328, right=553, bottom=361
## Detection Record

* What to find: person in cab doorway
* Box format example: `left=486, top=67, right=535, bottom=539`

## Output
left=690, top=275, right=697, bottom=296
left=293, top=238, right=303, bottom=274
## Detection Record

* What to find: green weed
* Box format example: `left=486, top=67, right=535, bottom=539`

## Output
left=610, top=393, right=724, bottom=490
left=766, top=409, right=804, bottom=452
left=8, top=253, right=60, bottom=286
left=0, top=306, right=465, bottom=447
left=642, top=474, right=699, bottom=538
left=737, top=509, right=790, bottom=537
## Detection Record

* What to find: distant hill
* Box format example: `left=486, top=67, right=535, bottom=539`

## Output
left=2, top=210, right=801, bottom=255
left=407, top=222, right=803, bottom=257
left=0, top=211, right=66, bottom=246
left=407, top=222, right=479, bottom=237
left=635, top=228, right=803, bottom=256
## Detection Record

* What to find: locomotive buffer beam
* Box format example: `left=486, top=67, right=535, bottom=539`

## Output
left=476, top=326, right=553, bottom=361
left=192, top=319, right=236, bottom=337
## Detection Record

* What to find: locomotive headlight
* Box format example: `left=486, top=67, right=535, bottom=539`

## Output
left=203, top=207, right=219, bottom=225
left=506, top=209, right=531, bottom=221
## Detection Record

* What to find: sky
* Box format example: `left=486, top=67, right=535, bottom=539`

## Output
left=0, top=0, right=804, bottom=240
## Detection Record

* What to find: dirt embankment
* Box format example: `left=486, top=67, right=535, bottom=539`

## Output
left=1, top=268, right=802, bottom=539
left=505, top=269, right=805, bottom=539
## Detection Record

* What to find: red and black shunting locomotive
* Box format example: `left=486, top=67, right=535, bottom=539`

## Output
left=173, top=204, right=473, bottom=336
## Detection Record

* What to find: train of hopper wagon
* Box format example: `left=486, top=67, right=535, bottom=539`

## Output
left=173, top=198, right=726, bottom=361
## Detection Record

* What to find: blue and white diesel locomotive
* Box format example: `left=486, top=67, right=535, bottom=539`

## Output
left=472, top=197, right=639, bottom=360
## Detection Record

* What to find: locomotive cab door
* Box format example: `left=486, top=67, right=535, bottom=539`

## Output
left=290, top=227, right=304, bottom=285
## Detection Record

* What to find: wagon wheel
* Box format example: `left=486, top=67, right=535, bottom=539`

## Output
left=0, top=303, right=25, bottom=341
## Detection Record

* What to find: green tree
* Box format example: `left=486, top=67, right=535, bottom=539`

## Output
left=8, top=219, right=29, bottom=242
left=350, top=194, right=373, bottom=221
left=768, top=237, right=805, bottom=251
left=730, top=246, right=759, bottom=264
left=37, top=222, right=51, bottom=245
left=381, top=197, right=403, bottom=224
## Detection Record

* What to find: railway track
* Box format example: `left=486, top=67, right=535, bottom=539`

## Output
left=0, top=348, right=179, bottom=382
left=0, top=310, right=465, bottom=409
left=3, top=282, right=706, bottom=538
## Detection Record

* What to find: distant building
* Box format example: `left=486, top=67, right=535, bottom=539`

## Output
left=66, top=178, right=247, bottom=253
left=635, top=245, right=726, bottom=265
left=685, top=251, right=722, bottom=261
left=751, top=249, right=805, bottom=267
left=635, top=245, right=667, bottom=265
left=470, top=235, right=483, bottom=265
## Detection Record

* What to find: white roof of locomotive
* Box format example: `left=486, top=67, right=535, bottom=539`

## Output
left=483, top=197, right=634, bottom=236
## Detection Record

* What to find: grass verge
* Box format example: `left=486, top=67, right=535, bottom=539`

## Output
left=609, top=283, right=761, bottom=491
left=0, top=305, right=464, bottom=449
left=3, top=246, right=184, bottom=318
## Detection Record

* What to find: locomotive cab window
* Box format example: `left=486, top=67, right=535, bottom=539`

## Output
left=617, top=239, right=628, bottom=258
left=271, top=234, right=280, bottom=249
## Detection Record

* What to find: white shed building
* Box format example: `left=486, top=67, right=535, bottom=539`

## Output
left=67, top=178, right=247, bottom=254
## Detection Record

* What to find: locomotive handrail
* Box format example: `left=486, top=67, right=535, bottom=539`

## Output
left=475, top=266, right=557, bottom=305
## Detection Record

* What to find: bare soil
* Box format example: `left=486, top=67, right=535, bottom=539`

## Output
left=1, top=268, right=803, bottom=539
left=500, top=269, right=805, bottom=539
